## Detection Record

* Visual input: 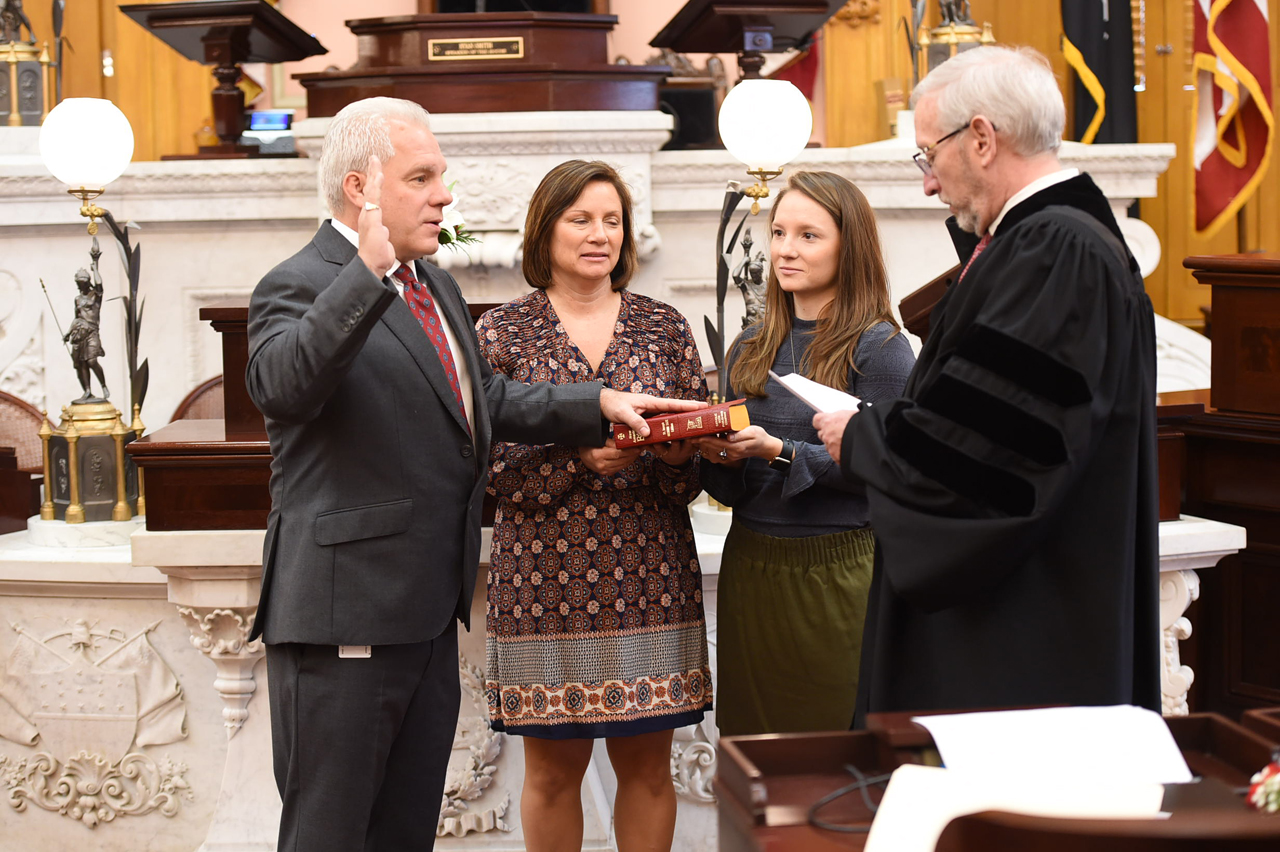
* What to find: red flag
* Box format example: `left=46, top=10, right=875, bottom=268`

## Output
left=771, top=40, right=820, bottom=103
left=1192, top=0, right=1273, bottom=236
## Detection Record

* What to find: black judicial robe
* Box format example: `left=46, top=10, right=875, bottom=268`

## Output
left=842, top=174, right=1161, bottom=721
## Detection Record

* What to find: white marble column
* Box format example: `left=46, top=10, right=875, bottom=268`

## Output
left=131, top=528, right=279, bottom=852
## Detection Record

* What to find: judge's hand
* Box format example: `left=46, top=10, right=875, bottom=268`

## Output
left=651, top=439, right=697, bottom=467
left=579, top=440, right=642, bottom=476
left=813, top=410, right=856, bottom=466
left=694, top=426, right=781, bottom=467
left=357, top=155, right=397, bottom=279
left=599, top=389, right=702, bottom=438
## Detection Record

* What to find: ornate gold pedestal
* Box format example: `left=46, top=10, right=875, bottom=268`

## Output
left=39, top=401, right=140, bottom=524
left=2, top=40, right=54, bottom=127
left=918, top=22, right=996, bottom=76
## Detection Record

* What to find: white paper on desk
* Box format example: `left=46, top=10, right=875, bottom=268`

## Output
left=864, top=764, right=1168, bottom=852
left=768, top=371, right=860, bottom=413
left=913, top=705, right=1193, bottom=785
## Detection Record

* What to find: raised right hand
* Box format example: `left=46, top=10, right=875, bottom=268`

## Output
left=579, top=440, right=643, bottom=476
left=357, top=155, right=397, bottom=279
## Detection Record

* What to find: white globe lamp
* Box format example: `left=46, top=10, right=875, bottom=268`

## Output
left=39, top=98, right=135, bottom=234
left=718, top=79, right=813, bottom=214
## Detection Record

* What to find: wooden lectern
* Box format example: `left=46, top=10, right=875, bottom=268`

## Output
left=119, top=0, right=325, bottom=158
left=1177, top=254, right=1280, bottom=718
left=651, top=0, right=844, bottom=80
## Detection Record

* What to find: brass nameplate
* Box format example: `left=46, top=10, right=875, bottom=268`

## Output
left=428, top=37, right=525, bottom=61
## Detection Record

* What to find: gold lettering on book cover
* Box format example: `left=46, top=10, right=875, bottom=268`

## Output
left=714, top=410, right=728, bottom=428
left=687, top=416, right=703, bottom=431
left=661, top=420, right=676, bottom=439
left=625, top=430, right=643, bottom=444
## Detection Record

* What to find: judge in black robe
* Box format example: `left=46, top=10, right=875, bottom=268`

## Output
left=818, top=47, right=1161, bottom=722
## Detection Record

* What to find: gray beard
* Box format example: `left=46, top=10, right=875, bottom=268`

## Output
left=953, top=206, right=981, bottom=234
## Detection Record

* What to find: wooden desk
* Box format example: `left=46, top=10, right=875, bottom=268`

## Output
left=716, top=713, right=1280, bottom=851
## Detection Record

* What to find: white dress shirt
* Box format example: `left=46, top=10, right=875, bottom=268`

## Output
left=329, top=218, right=475, bottom=437
left=989, top=168, right=1080, bottom=236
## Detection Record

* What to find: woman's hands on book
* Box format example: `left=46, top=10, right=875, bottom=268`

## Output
left=693, top=426, right=783, bottom=467
left=579, top=440, right=643, bottom=476
left=650, top=439, right=697, bottom=467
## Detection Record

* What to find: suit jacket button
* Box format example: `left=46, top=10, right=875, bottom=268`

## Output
left=461, top=445, right=474, bottom=458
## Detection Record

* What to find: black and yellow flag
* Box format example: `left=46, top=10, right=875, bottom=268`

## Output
left=1061, top=1, right=1138, bottom=144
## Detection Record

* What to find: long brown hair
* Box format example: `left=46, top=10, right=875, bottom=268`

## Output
left=521, top=160, right=638, bottom=292
left=731, top=171, right=899, bottom=397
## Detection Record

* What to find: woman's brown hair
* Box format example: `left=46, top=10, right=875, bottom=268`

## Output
left=521, top=160, right=638, bottom=292
left=731, top=171, right=899, bottom=397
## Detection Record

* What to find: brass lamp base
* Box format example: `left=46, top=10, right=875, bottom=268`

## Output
left=67, top=187, right=108, bottom=235
left=744, top=168, right=783, bottom=215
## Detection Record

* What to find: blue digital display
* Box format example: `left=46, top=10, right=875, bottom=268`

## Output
left=249, top=112, right=292, bottom=131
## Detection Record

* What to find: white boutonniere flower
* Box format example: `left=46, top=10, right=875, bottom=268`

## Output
left=438, top=182, right=480, bottom=252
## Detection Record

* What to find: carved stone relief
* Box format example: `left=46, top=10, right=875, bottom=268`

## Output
left=440, top=654, right=512, bottom=837
left=672, top=590, right=718, bottom=803
left=446, top=160, right=540, bottom=232
left=0, top=618, right=191, bottom=827
left=0, top=328, right=44, bottom=410
left=0, top=266, right=44, bottom=408
left=183, top=289, right=254, bottom=389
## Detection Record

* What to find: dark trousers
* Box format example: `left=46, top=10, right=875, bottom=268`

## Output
left=266, top=628, right=461, bottom=852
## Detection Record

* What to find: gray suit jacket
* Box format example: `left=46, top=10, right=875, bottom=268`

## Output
left=245, top=222, right=605, bottom=645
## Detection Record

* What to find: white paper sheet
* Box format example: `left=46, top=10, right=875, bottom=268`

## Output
left=864, top=764, right=1169, bottom=852
left=912, top=705, right=1193, bottom=784
left=768, top=370, right=861, bottom=413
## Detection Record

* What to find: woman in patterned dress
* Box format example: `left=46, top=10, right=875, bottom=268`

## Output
left=477, top=160, right=711, bottom=852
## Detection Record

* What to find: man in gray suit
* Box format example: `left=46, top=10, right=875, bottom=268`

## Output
left=246, top=97, right=695, bottom=852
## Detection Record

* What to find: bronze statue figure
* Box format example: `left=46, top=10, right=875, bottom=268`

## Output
left=938, top=0, right=974, bottom=27
left=0, top=0, right=36, bottom=45
left=732, top=228, right=768, bottom=328
left=66, top=239, right=109, bottom=402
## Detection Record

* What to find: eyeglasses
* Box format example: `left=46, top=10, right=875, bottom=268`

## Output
left=912, top=120, right=973, bottom=176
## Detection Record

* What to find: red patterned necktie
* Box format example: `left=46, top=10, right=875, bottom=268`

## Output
left=958, top=232, right=992, bottom=282
left=393, top=264, right=469, bottom=432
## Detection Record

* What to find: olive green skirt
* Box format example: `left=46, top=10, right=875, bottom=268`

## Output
left=716, top=523, right=875, bottom=736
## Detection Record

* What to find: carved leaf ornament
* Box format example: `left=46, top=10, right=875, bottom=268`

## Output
left=835, top=0, right=882, bottom=28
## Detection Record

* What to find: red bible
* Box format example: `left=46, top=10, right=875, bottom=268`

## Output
left=612, top=399, right=750, bottom=448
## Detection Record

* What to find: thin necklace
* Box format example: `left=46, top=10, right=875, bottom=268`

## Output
left=788, top=321, right=800, bottom=374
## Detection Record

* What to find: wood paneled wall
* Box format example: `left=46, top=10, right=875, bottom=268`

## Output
left=823, top=0, right=914, bottom=148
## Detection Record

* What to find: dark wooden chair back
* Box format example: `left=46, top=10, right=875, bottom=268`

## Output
left=171, top=376, right=225, bottom=422
left=0, top=390, right=46, bottom=472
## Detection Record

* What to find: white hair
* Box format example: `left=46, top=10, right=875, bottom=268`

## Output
left=318, top=97, right=433, bottom=216
left=910, top=46, right=1064, bottom=157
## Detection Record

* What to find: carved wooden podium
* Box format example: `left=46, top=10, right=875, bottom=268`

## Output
left=297, top=11, right=669, bottom=116
left=120, top=0, right=325, bottom=158
left=1178, top=255, right=1280, bottom=717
